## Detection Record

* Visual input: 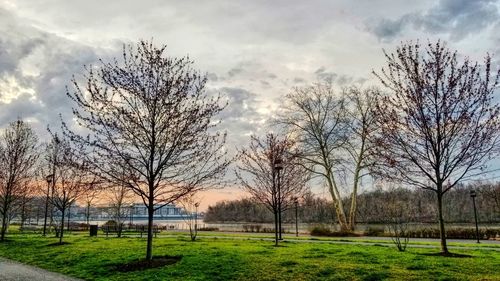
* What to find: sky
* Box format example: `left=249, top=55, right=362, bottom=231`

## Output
left=1, top=0, right=500, bottom=210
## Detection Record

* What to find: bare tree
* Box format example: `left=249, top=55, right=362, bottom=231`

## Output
left=278, top=83, right=352, bottom=231
left=380, top=187, right=414, bottom=252
left=343, top=86, right=380, bottom=229
left=0, top=120, right=39, bottom=241
left=18, top=182, right=37, bottom=230
left=82, top=181, right=101, bottom=229
left=179, top=194, right=201, bottom=241
left=63, top=40, right=230, bottom=260
left=480, top=182, right=500, bottom=215
left=45, top=135, right=89, bottom=244
left=373, top=41, right=500, bottom=254
left=235, top=133, right=309, bottom=245
left=108, top=178, right=131, bottom=238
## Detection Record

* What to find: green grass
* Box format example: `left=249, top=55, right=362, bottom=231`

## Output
left=0, top=233, right=499, bottom=281
left=181, top=231, right=500, bottom=248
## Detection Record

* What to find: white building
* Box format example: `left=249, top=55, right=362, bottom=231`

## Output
left=130, top=203, right=185, bottom=219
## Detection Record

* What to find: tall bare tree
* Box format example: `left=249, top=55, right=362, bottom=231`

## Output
left=373, top=41, right=500, bottom=254
left=236, top=133, right=309, bottom=245
left=63, top=40, right=230, bottom=260
left=0, top=120, right=39, bottom=241
left=278, top=83, right=352, bottom=231
left=343, top=87, right=380, bottom=229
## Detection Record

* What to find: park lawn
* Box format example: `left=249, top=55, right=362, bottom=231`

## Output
left=0, top=233, right=499, bottom=281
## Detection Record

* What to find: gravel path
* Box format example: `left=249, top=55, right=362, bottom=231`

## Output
left=0, top=258, right=82, bottom=281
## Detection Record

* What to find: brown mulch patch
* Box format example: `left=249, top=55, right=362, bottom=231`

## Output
left=46, top=241, right=72, bottom=246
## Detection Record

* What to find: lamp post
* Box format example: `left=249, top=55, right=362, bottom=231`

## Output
left=67, top=203, right=71, bottom=231
left=129, top=205, right=134, bottom=227
left=470, top=190, right=480, bottom=243
left=293, top=197, right=299, bottom=237
left=194, top=202, right=200, bottom=233
left=43, top=174, right=54, bottom=236
left=274, top=158, right=283, bottom=240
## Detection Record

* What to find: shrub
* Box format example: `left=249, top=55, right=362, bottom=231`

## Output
left=310, top=225, right=333, bottom=236
left=242, top=224, right=264, bottom=233
left=103, top=220, right=118, bottom=227
left=364, top=226, right=385, bottom=237
left=310, top=225, right=356, bottom=237
left=198, top=227, right=219, bottom=231
left=404, top=227, right=500, bottom=240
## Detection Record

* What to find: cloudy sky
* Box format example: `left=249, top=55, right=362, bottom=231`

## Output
left=1, top=0, right=500, bottom=208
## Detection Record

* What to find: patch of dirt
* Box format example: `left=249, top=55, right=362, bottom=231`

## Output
left=46, top=241, right=72, bottom=246
left=114, top=255, right=182, bottom=272
left=420, top=252, right=472, bottom=258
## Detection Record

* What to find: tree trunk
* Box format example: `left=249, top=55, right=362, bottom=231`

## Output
left=118, top=222, right=122, bottom=238
left=86, top=203, right=90, bottom=229
left=1, top=210, right=8, bottom=241
left=326, top=173, right=348, bottom=231
left=437, top=192, right=448, bottom=254
left=20, top=201, right=26, bottom=229
left=146, top=200, right=154, bottom=260
left=59, top=207, right=65, bottom=245
left=348, top=175, right=359, bottom=231
left=348, top=151, right=363, bottom=231
left=273, top=209, right=279, bottom=246
left=66, top=205, right=71, bottom=231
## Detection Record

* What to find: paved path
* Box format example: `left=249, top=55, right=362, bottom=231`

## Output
left=0, top=258, right=81, bottom=281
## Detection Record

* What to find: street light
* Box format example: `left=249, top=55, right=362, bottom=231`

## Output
left=470, top=190, right=480, bottom=243
left=42, top=174, right=54, bottom=236
left=274, top=158, right=283, bottom=240
left=293, top=197, right=299, bottom=237
left=194, top=202, right=200, bottom=234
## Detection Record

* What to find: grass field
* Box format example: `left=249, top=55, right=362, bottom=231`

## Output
left=0, top=233, right=499, bottom=281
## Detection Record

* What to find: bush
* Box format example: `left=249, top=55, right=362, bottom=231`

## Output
left=310, top=225, right=332, bottom=236
left=242, top=224, right=263, bottom=232
left=198, top=227, right=219, bottom=231
left=405, top=227, right=500, bottom=240
left=364, top=226, right=385, bottom=236
left=103, top=220, right=118, bottom=227
left=310, top=225, right=356, bottom=237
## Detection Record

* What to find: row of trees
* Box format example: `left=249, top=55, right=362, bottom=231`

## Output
left=205, top=183, right=500, bottom=224
left=235, top=41, right=500, bottom=254
left=0, top=42, right=231, bottom=261
left=2, top=39, right=499, bottom=257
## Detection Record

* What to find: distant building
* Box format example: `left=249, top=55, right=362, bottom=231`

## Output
left=130, top=203, right=185, bottom=219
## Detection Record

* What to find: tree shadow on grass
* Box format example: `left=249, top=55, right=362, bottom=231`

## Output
left=113, top=255, right=182, bottom=272
left=419, top=252, right=472, bottom=258
left=46, top=242, right=72, bottom=247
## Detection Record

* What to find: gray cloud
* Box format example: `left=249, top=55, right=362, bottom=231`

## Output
left=217, top=87, right=267, bottom=147
left=227, top=67, right=243, bottom=77
left=0, top=8, right=118, bottom=137
left=367, top=0, right=500, bottom=42
left=314, top=66, right=360, bottom=86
